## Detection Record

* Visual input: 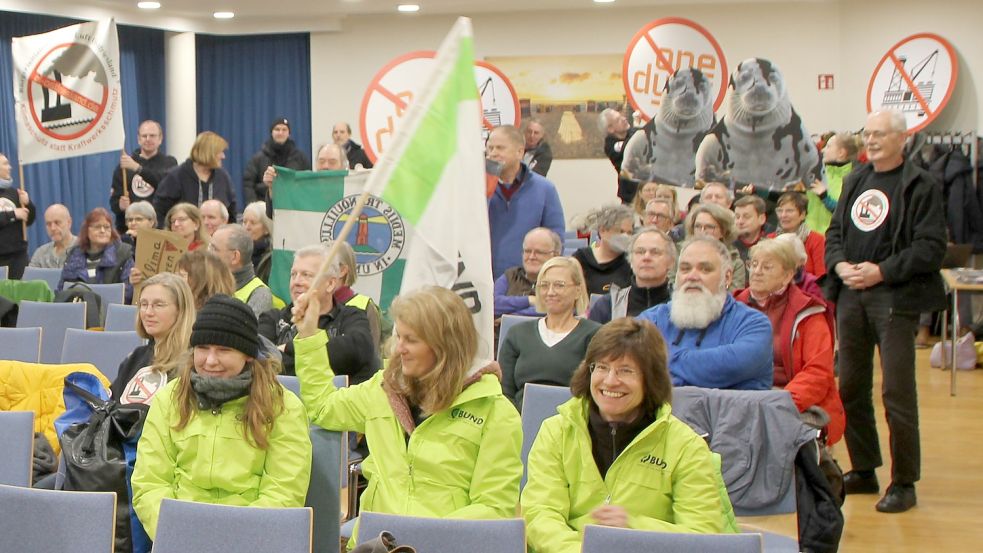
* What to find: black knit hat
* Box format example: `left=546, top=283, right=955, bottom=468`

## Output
left=271, top=117, right=290, bottom=132
left=190, top=294, right=260, bottom=358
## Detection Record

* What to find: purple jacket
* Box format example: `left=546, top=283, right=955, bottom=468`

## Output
left=58, top=241, right=134, bottom=303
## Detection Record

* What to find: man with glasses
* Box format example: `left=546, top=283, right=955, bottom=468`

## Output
left=29, top=204, right=76, bottom=269
left=590, top=227, right=675, bottom=323
left=824, top=111, right=946, bottom=514
left=638, top=236, right=772, bottom=390
left=110, top=120, right=177, bottom=232
left=644, top=198, right=684, bottom=242
left=494, top=227, right=562, bottom=319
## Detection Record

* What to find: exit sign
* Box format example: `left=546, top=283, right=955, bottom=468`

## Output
left=818, top=74, right=834, bottom=90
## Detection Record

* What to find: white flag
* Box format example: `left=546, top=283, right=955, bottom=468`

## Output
left=12, top=19, right=125, bottom=165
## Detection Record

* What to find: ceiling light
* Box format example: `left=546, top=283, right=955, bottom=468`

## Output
left=137, top=1, right=161, bottom=8
left=397, top=4, right=420, bottom=12
left=594, top=0, right=616, bottom=3
left=213, top=11, right=235, bottom=19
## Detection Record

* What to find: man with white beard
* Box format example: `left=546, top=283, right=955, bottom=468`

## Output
left=637, top=236, right=773, bottom=390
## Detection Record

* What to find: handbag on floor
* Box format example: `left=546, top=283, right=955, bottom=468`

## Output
left=929, top=331, right=977, bottom=371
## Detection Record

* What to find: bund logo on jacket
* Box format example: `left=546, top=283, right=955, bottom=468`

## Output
left=639, top=453, right=669, bottom=470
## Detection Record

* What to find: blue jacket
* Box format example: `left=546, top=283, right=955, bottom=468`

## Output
left=488, top=166, right=565, bottom=278
left=58, top=241, right=135, bottom=303
left=637, top=295, right=773, bottom=390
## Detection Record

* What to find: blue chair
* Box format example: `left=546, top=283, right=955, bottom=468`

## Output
left=565, top=237, right=588, bottom=250
left=358, top=512, right=526, bottom=553
left=519, top=383, right=572, bottom=488
left=0, top=326, right=42, bottom=363
left=0, top=265, right=6, bottom=279
left=582, top=525, right=763, bottom=553
left=0, top=411, right=34, bottom=487
left=66, top=281, right=126, bottom=305
left=152, top=499, right=312, bottom=553
left=278, top=374, right=348, bottom=397
left=61, top=329, right=146, bottom=382
left=105, top=303, right=139, bottom=331
left=17, top=300, right=86, bottom=363
left=497, top=313, right=538, bottom=360
left=0, top=484, right=116, bottom=552
left=21, top=266, right=61, bottom=291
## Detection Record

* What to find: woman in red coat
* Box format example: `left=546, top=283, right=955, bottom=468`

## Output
left=735, top=238, right=844, bottom=445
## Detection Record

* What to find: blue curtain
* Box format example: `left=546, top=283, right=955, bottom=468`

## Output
left=196, top=32, right=312, bottom=214
left=0, top=11, right=166, bottom=253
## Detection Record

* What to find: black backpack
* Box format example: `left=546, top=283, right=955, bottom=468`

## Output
left=55, top=282, right=105, bottom=329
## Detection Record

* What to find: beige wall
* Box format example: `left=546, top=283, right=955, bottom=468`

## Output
left=310, top=1, right=982, bottom=226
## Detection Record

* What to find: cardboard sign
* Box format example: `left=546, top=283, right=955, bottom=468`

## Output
left=867, top=33, right=958, bottom=134
left=135, top=228, right=190, bottom=283
left=623, top=17, right=728, bottom=123
left=359, top=52, right=519, bottom=163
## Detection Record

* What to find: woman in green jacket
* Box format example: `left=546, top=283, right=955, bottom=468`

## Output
left=293, top=285, right=522, bottom=543
left=131, top=294, right=312, bottom=539
left=522, top=318, right=737, bottom=553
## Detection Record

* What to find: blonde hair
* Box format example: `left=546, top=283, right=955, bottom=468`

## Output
left=382, top=286, right=476, bottom=415
left=172, top=355, right=284, bottom=450
left=135, top=272, right=196, bottom=377
left=165, top=202, right=208, bottom=246
left=533, top=256, right=589, bottom=315
left=632, top=181, right=661, bottom=218
left=749, top=238, right=799, bottom=273
left=685, top=202, right=737, bottom=243
left=176, top=249, right=235, bottom=309
left=190, top=131, right=228, bottom=168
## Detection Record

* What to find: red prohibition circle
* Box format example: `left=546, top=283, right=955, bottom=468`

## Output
left=865, top=32, right=958, bottom=135
left=475, top=60, right=521, bottom=130
left=622, top=17, right=729, bottom=123
left=26, top=42, right=109, bottom=141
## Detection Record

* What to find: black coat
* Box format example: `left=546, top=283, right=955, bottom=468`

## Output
left=343, top=140, right=373, bottom=170
left=153, top=159, right=237, bottom=224
left=0, top=186, right=35, bottom=256
left=823, top=161, right=946, bottom=313
left=242, top=138, right=310, bottom=204
left=110, top=150, right=178, bottom=232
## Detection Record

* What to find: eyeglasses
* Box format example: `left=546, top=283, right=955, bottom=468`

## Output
left=694, top=223, right=720, bottom=233
left=89, top=224, right=112, bottom=232
left=138, top=300, right=171, bottom=312
left=523, top=248, right=554, bottom=257
left=536, top=281, right=569, bottom=292
left=646, top=213, right=671, bottom=222
left=589, top=362, right=639, bottom=380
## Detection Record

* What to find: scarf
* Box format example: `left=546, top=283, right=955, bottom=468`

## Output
left=190, top=367, right=253, bottom=411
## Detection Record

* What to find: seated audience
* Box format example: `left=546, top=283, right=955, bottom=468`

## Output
left=522, top=318, right=737, bottom=553
left=684, top=203, right=746, bottom=291
left=176, top=249, right=236, bottom=309
left=121, top=201, right=157, bottom=248
left=59, top=207, right=135, bottom=302
left=590, top=227, right=674, bottom=323
left=154, top=131, right=237, bottom=223
left=259, top=244, right=377, bottom=382
left=131, top=295, right=312, bottom=540
left=732, top=195, right=768, bottom=271
left=112, top=273, right=195, bottom=405
left=572, top=205, right=634, bottom=294
left=500, top=257, right=601, bottom=410
left=209, top=224, right=280, bottom=316
left=770, top=191, right=826, bottom=277
left=29, top=204, right=76, bottom=269
left=494, top=227, right=562, bottom=318
left=773, top=233, right=826, bottom=304
left=699, top=181, right=733, bottom=210
left=734, top=238, right=844, bottom=444
left=638, top=237, right=772, bottom=390
left=643, top=198, right=680, bottom=241
left=293, top=286, right=522, bottom=544
left=242, top=201, right=273, bottom=280
left=199, top=199, right=228, bottom=237
left=630, top=181, right=660, bottom=226
left=164, top=202, right=207, bottom=251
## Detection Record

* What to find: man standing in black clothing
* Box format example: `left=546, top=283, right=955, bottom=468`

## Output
left=243, top=117, right=311, bottom=204
left=600, top=108, right=639, bottom=204
left=522, top=118, right=552, bottom=177
left=332, top=122, right=374, bottom=170
left=824, top=111, right=946, bottom=514
left=0, top=152, right=35, bottom=279
left=110, top=120, right=177, bottom=233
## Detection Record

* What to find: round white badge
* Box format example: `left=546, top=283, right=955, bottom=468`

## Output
left=131, top=174, right=154, bottom=198
left=851, top=189, right=890, bottom=232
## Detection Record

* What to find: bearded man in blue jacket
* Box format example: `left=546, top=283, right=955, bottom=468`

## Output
left=638, top=236, right=773, bottom=390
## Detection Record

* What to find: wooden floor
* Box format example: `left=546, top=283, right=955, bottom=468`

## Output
left=741, top=346, right=983, bottom=552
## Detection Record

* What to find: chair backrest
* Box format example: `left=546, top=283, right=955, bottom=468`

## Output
left=0, top=326, right=42, bottom=363
left=0, top=265, right=6, bottom=279
left=565, top=237, right=588, bottom=249
left=358, top=512, right=526, bottom=553
left=21, top=266, right=62, bottom=291
left=0, top=484, right=116, bottom=552
left=153, top=498, right=312, bottom=553
left=16, top=300, right=86, bottom=363
left=104, top=303, right=139, bottom=332
left=588, top=293, right=604, bottom=312
left=0, top=411, right=34, bottom=486
left=277, top=374, right=348, bottom=397
left=66, top=281, right=126, bottom=305
left=519, top=383, right=572, bottom=488
left=61, top=329, right=146, bottom=382
left=582, top=525, right=763, bottom=553
left=497, top=314, right=538, bottom=360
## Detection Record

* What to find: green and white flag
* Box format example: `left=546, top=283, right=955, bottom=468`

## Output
left=272, top=17, right=494, bottom=358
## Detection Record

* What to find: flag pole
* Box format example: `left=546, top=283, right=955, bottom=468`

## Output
left=18, top=164, right=26, bottom=240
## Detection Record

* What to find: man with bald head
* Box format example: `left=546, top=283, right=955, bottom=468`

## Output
left=487, top=125, right=565, bottom=278
left=824, top=110, right=946, bottom=513
left=30, top=204, right=77, bottom=268
left=494, top=227, right=561, bottom=318
left=316, top=143, right=348, bottom=171
left=522, top=118, right=552, bottom=177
